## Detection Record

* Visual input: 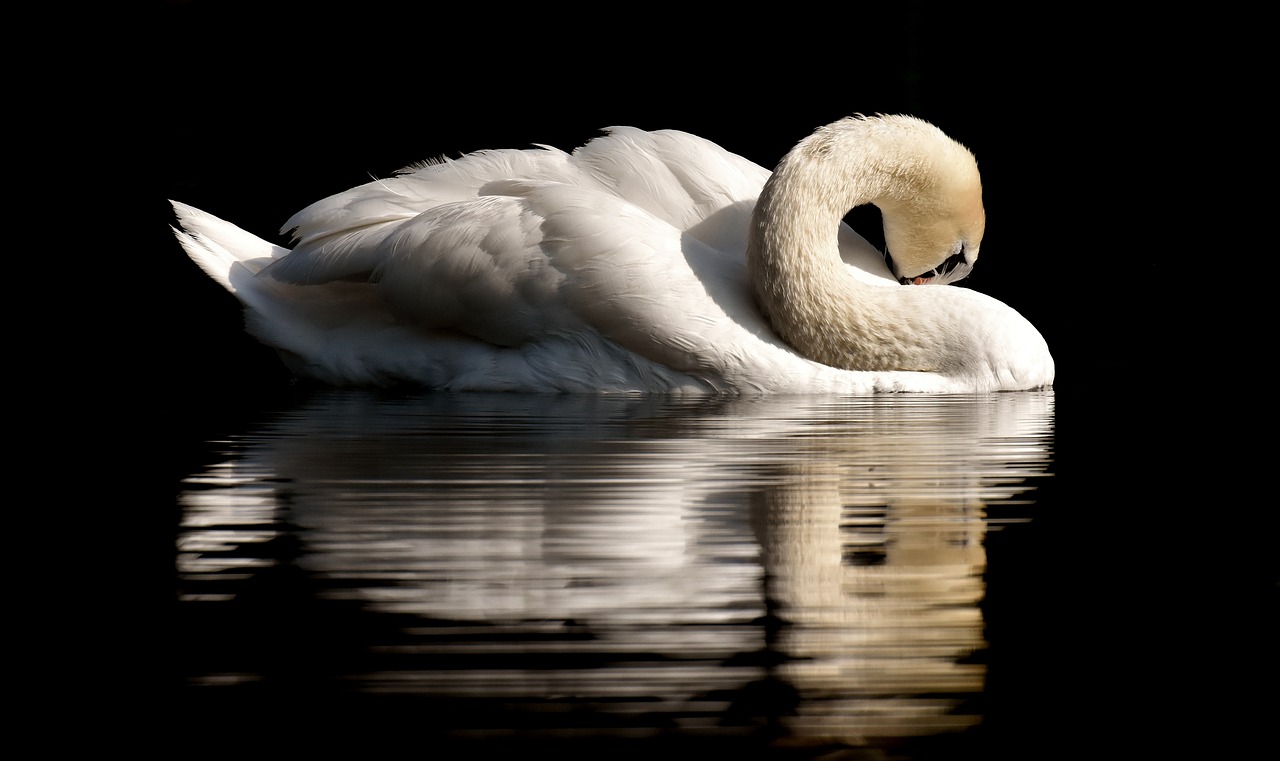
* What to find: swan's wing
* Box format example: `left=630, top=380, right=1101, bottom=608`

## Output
left=265, top=145, right=584, bottom=284
left=359, top=191, right=583, bottom=347
left=577, top=126, right=894, bottom=282
left=498, top=179, right=797, bottom=385
left=303, top=171, right=789, bottom=387
left=573, top=127, right=768, bottom=247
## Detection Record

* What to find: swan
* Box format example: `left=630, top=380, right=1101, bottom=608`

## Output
left=171, top=114, right=1054, bottom=394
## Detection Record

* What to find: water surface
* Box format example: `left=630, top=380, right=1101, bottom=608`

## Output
left=171, top=390, right=1057, bottom=758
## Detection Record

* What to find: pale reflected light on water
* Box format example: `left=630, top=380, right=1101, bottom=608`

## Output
left=173, top=390, right=1055, bottom=758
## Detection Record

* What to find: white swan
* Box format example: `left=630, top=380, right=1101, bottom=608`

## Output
left=171, top=114, right=1054, bottom=394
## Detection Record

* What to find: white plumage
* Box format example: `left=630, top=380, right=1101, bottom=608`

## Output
left=172, top=115, right=1054, bottom=394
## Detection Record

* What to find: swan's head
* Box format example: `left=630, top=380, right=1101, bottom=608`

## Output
left=883, top=206, right=984, bottom=286
left=872, top=117, right=986, bottom=286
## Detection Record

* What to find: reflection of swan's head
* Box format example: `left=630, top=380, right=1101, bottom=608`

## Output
left=862, top=117, right=986, bottom=286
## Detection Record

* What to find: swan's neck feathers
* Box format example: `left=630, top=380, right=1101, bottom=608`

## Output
left=747, top=115, right=978, bottom=373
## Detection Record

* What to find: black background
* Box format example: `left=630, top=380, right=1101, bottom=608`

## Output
left=118, top=3, right=1272, bottom=758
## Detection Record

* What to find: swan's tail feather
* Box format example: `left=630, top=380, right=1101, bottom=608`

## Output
left=171, top=200, right=323, bottom=356
left=170, top=200, right=292, bottom=292
left=171, top=200, right=440, bottom=385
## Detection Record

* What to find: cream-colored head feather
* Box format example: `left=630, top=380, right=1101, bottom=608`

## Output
left=793, top=114, right=984, bottom=283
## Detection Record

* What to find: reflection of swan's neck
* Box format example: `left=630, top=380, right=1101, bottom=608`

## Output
left=747, top=118, right=968, bottom=373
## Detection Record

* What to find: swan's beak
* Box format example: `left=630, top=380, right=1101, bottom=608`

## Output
left=889, top=248, right=975, bottom=286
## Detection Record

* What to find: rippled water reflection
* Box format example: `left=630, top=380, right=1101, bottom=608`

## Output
left=173, top=390, right=1055, bottom=758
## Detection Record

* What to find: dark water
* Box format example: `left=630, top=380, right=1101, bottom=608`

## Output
left=159, top=388, right=1273, bottom=760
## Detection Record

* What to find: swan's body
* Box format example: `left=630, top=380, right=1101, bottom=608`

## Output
left=171, top=114, right=1053, bottom=394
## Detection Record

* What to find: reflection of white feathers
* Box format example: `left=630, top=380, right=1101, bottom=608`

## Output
left=172, top=116, right=1053, bottom=392
left=178, top=392, right=1053, bottom=740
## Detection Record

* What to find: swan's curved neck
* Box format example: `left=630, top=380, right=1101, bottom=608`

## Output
left=747, top=125, right=935, bottom=371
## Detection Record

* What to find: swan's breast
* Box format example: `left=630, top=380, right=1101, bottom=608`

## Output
left=943, top=287, right=1055, bottom=390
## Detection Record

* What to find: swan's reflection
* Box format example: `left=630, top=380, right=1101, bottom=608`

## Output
left=176, top=390, right=1053, bottom=750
